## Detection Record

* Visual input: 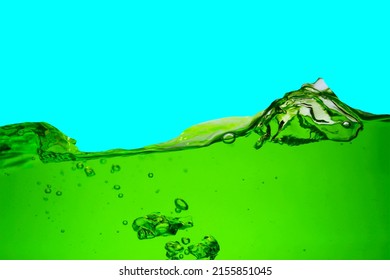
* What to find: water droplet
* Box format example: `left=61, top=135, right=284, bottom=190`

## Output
left=76, top=162, right=84, bottom=169
left=113, top=185, right=121, bottom=190
left=122, top=220, right=128, bottom=225
left=44, top=188, right=51, bottom=194
left=118, top=193, right=124, bottom=198
left=174, top=198, right=189, bottom=211
left=100, top=159, right=107, bottom=164
left=181, top=237, right=190, bottom=245
left=342, top=121, right=351, bottom=128
left=222, top=132, right=236, bottom=144
left=111, top=164, right=121, bottom=173
left=84, top=166, right=95, bottom=177
left=175, top=208, right=182, bottom=213
left=56, top=191, right=62, bottom=196
left=148, top=172, right=154, bottom=178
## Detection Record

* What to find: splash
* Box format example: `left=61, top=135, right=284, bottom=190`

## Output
left=1, top=78, right=388, bottom=169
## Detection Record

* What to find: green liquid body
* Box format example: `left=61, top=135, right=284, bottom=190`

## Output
left=0, top=79, right=389, bottom=259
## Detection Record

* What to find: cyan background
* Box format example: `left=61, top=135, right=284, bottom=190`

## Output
left=1, top=1, right=389, bottom=151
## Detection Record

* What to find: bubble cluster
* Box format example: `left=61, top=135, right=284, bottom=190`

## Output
left=188, top=235, right=220, bottom=260
left=165, top=241, right=184, bottom=260
left=132, top=213, right=193, bottom=240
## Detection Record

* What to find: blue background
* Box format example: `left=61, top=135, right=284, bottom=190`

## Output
left=1, top=1, right=389, bottom=151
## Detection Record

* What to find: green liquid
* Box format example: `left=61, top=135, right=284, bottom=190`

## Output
left=1, top=79, right=389, bottom=259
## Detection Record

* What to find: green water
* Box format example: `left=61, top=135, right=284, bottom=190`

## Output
left=0, top=79, right=389, bottom=260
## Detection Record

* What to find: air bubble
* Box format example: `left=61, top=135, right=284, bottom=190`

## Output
left=118, top=193, right=124, bottom=198
left=148, top=172, right=154, bottom=178
left=174, top=198, right=189, bottom=211
left=76, top=162, right=84, bottom=169
left=111, top=164, right=121, bottom=173
left=181, top=237, right=190, bottom=245
left=222, top=132, right=236, bottom=144
left=56, top=191, right=62, bottom=196
left=122, top=220, right=128, bottom=225
left=342, top=121, right=351, bottom=128
left=44, top=188, right=51, bottom=194
left=100, top=159, right=107, bottom=164
left=84, top=166, right=95, bottom=177
left=175, top=208, right=182, bottom=213
left=113, top=185, right=121, bottom=190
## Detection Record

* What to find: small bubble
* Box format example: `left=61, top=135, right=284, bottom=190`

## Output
left=342, top=121, right=351, bottom=128
left=100, top=159, right=107, bottom=164
left=184, top=249, right=189, bottom=255
left=113, top=184, right=121, bottom=190
left=174, top=198, right=189, bottom=211
left=181, top=237, right=190, bottom=245
left=148, top=172, right=154, bottom=178
left=44, top=188, right=51, bottom=194
left=76, top=162, right=84, bottom=169
left=179, top=254, right=184, bottom=259
left=111, top=164, right=121, bottom=173
left=60, top=229, right=65, bottom=233
left=222, top=132, right=236, bottom=144
left=175, top=208, right=182, bottom=213
left=118, top=193, right=124, bottom=198
left=84, top=166, right=95, bottom=177
left=56, top=191, right=62, bottom=196
left=122, top=220, right=128, bottom=225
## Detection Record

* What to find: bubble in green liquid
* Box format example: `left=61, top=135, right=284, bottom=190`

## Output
left=181, top=237, right=190, bottom=245
left=164, top=241, right=184, bottom=260
left=113, top=185, right=121, bottom=190
left=222, top=132, right=236, bottom=144
left=100, top=159, right=107, bottom=164
left=56, top=191, right=62, bottom=196
left=111, top=164, right=121, bottom=173
left=174, top=198, right=189, bottom=211
left=84, top=166, right=95, bottom=177
left=132, top=213, right=193, bottom=240
left=122, top=220, right=128, bottom=225
left=148, top=172, right=154, bottom=178
left=76, top=162, right=84, bottom=169
left=188, top=235, right=220, bottom=260
left=118, top=193, right=123, bottom=198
